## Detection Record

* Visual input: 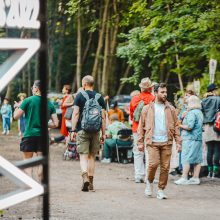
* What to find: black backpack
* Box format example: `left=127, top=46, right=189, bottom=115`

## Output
left=80, top=91, right=102, bottom=132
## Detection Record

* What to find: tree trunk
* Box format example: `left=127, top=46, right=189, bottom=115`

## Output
left=167, top=4, right=184, bottom=92
left=82, top=32, right=92, bottom=65
left=116, top=65, right=131, bottom=95
left=76, top=5, right=82, bottom=90
left=175, top=52, right=184, bottom=92
left=92, top=0, right=109, bottom=80
left=48, top=46, right=53, bottom=90
left=108, top=0, right=119, bottom=95
left=164, top=70, right=171, bottom=84
left=101, top=13, right=110, bottom=95
left=22, top=69, right=26, bottom=91
left=5, top=83, right=13, bottom=99
left=34, top=54, right=38, bottom=80
left=48, top=0, right=58, bottom=91
left=27, top=62, right=31, bottom=96
left=55, top=15, right=67, bottom=91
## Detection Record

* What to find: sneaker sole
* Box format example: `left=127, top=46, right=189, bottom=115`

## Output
left=145, top=193, right=152, bottom=197
left=174, top=182, right=189, bottom=185
left=187, top=182, right=200, bottom=185
left=81, top=181, right=89, bottom=192
left=157, top=195, right=167, bottom=200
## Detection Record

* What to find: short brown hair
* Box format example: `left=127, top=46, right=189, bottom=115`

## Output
left=63, top=85, right=72, bottom=94
left=185, top=90, right=195, bottom=95
left=154, top=83, right=167, bottom=93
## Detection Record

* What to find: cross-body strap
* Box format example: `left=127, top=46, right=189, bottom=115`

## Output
left=80, top=90, right=89, bottom=101
left=95, top=93, right=101, bottom=101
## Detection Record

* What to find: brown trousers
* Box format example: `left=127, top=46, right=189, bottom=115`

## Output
left=147, top=143, right=172, bottom=190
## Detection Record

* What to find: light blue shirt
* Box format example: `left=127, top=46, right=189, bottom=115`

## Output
left=0, top=104, right=12, bottom=118
left=152, top=103, right=168, bottom=142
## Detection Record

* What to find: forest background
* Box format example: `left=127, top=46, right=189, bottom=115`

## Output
left=0, top=0, right=220, bottom=101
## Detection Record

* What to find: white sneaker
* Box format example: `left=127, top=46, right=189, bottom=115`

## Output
left=2, top=131, right=6, bottom=135
left=135, top=178, right=144, bottom=183
left=101, top=158, right=111, bottom=164
left=157, top=189, right=167, bottom=200
left=187, top=177, right=200, bottom=185
left=174, top=177, right=189, bottom=185
left=6, top=130, right=9, bottom=135
left=144, top=180, right=153, bottom=197
left=153, top=179, right=159, bottom=184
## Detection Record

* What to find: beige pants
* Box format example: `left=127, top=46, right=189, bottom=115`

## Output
left=147, top=143, right=172, bottom=190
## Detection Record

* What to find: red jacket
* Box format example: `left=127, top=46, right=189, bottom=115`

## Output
left=130, top=92, right=155, bottom=132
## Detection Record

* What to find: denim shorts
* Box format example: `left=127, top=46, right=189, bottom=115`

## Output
left=20, top=136, right=42, bottom=152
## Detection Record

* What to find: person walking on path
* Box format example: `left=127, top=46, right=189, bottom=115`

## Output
left=71, top=75, right=106, bottom=192
left=0, top=98, right=12, bottom=135
left=201, top=83, right=220, bottom=178
left=137, top=83, right=181, bottom=199
left=130, top=77, right=155, bottom=183
left=175, top=95, right=203, bottom=185
left=50, top=85, right=74, bottom=144
left=13, top=80, right=59, bottom=182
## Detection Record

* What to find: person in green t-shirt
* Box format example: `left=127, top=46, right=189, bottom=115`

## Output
left=13, top=80, right=59, bottom=182
left=101, top=114, right=132, bottom=163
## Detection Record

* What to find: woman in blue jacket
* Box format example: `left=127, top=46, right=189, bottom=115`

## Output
left=175, top=95, right=203, bottom=185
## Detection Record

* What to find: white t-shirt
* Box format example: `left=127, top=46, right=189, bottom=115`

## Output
left=152, top=103, right=168, bottom=142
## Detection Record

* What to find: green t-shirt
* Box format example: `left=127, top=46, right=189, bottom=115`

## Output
left=106, top=121, right=128, bottom=139
left=20, top=95, right=56, bottom=137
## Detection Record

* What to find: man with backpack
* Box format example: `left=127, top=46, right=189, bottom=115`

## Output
left=130, top=77, right=155, bottom=183
left=71, top=75, right=106, bottom=192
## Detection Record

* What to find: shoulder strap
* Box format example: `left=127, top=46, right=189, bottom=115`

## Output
left=95, top=93, right=101, bottom=101
left=80, top=90, right=89, bottom=101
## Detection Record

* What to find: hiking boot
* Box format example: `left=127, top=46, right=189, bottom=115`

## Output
left=81, top=172, right=89, bottom=192
left=157, top=189, right=167, bottom=200
left=88, top=176, right=95, bottom=192
left=144, top=180, right=153, bottom=197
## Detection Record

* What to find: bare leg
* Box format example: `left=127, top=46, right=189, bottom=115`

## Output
left=193, top=164, right=201, bottom=179
left=23, top=152, right=34, bottom=177
left=80, top=154, right=88, bottom=173
left=36, top=152, right=43, bottom=183
left=88, top=155, right=95, bottom=176
left=182, top=164, right=190, bottom=179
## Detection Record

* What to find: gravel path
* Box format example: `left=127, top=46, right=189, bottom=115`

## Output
left=1, top=132, right=220, bottom=220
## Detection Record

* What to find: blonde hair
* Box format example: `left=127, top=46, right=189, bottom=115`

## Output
left=187, top=95, right=201, bottom=110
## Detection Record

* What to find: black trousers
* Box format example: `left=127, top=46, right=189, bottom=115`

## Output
left=206, top=141, right=220, bottom=168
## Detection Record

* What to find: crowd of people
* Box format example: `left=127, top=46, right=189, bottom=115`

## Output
left=0, top=75, right=220, bottom=200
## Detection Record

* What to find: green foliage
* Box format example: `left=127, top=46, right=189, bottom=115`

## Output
left=116, top=0, right=220, bottom=90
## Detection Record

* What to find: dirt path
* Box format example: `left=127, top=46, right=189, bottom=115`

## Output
left=1, top=132, right=220, bottom=220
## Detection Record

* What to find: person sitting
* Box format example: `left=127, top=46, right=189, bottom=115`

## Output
left=108, top=101, right=125, bottom=122
left=101, top=114, right=132, bottom=163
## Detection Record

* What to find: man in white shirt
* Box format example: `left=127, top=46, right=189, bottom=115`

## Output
left=137, top=83, right=181, bottom=199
